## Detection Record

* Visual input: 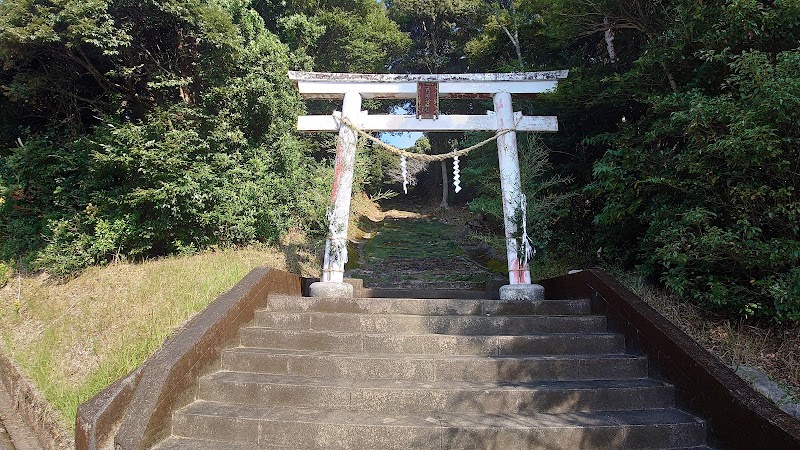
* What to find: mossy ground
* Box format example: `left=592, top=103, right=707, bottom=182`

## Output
left=364, top=218, right=465, bottom=260
left=345, top=203, right=502, bottom=289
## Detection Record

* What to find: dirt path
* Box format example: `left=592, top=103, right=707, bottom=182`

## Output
left=344, top=204, right=503, bottom=289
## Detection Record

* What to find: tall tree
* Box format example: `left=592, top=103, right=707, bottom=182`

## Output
left=386, top=0, right=484, bottom=208
left=387, top=0, right=482, bottom=74
left=254, top=0, right=410, bottom=73
left=465, top=0, right=549, bottom=72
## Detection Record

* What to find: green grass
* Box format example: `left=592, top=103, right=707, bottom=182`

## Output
left=0, top=243, right=319, bottom=430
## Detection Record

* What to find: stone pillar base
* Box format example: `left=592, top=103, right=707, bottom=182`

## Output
left=499, top=283, right=545, bottom=301
left=309, top=281, right=354, bottom=298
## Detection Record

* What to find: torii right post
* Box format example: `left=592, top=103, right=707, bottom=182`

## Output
left=494, top=90, right=543, bottom=301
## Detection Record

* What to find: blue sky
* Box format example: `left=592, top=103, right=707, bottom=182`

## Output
left=378, top=104, right=423, bottom=149
left=380, top=131, right=424, bottom=148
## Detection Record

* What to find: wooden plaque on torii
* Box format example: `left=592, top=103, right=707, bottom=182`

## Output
left=416, top=82, right=439, bottom=119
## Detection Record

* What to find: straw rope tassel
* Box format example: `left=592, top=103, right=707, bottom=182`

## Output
left=521, top=195, right=535, bottom=265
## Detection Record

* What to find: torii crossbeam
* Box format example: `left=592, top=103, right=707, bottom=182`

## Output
left=289, top=70, right=569, bottom=300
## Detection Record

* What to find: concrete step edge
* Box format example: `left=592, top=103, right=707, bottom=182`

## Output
left=220, top=348, right=649, bottom=382
left=255, top=311, right=601, bottom=319
left=251, top=313, right=608, bottom=335
left=172, top=402, right=706, bottom=448
left=263, top=296, right=592, bottom=315
left=269, top=294, right=590, bottom=302
left=223, top=346, right=643, bottom=360
left=176, top=400, right=703, bottom=429
left=153, top=436, right=712, bottom=450
left=240, top=328, right=622, bottom=338
left=197, top=371, right=675, bottom=413
left=202, top=370, right=669, bottom=387
left=237, top=329, right=625, bottom=356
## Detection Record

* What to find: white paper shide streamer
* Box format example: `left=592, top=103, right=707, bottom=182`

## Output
left=453, top=156, right=461, bottom=193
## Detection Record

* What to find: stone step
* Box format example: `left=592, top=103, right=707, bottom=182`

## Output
left=152, top=437, right=266, bottom=449
left=360, top=287, right=491, bottom=299
left=198, top=371, right=675, bottom=414
left=254, top=311, right=606, bottom=334
left=239, top=328, right=625, bottom=355
left=264, top=295, right=591, bottom=316
left=221, top=348, right=648, bottom=382
left=152, top=437, right=715, bottom=450
left=154, top=439, right=716, bottom=450
left=172, top=401, right=706, bottom=450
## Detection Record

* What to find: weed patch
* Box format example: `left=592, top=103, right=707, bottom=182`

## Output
left=0, top=263, right=9, bottom=289
left=614, top=271, right=800, bottom=397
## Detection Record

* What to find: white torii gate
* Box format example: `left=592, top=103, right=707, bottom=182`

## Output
left=289, top=70, right=569, bottom=300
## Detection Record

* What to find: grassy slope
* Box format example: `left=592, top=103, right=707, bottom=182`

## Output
left=0, top=241, right=319, bottom=429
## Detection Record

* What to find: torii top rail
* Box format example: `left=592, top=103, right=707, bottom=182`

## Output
left=289, top=70, right=568, bottom=297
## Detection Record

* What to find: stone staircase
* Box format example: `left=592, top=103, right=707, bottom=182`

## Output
left=152, top=294, right=712, bottom=449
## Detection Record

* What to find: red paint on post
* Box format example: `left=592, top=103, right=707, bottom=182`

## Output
left=510, top=259, right=528, bottom=284
left=330, top=141, right=344, bottom=202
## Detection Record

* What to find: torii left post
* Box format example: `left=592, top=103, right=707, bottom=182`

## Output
left=312, top=91, right=361, bottom=298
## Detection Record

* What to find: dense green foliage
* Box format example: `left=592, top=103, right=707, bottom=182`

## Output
left=1, top=0, right=797, bottom=321
left=0, top=0, right=406, bottom=277
left=592, top=41, right=800, bottom=321
left=554, top=0, right=800, bottom=321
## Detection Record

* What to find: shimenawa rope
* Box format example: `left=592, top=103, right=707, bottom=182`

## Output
left=333, top=115, right=521, bottom=162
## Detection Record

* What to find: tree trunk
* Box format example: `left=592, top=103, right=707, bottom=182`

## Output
left=643, top=32, right=679, bottom=93
left=440, top=160, right=449, bottom=209
left=177, top=27, right=194, bottom=104
left=512, top=34, right=523, bottom=71
left=662, top=62, right=679, bottom=93
left=496, top=6, right=524, bottom=71
left=603, top=17, right=618, bottom=64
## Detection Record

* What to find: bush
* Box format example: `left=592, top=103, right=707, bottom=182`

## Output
left=464, top=134, right=574, bottom=256
left=0, top=1, right=330, bottom=277
left=593, top=49, right=800, bottom=322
